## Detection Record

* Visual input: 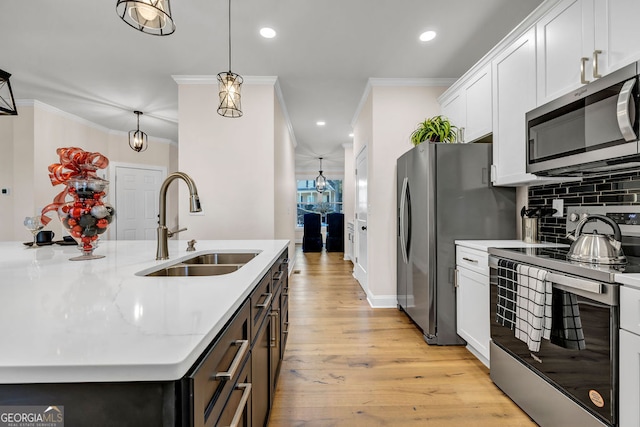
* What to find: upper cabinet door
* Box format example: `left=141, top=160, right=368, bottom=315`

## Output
left=439, top=64, right=492, bottom=143
left=536, top=0, right=595, bottom=105
left=440, top=90, right=465, bottom=141
left=464, top=64, right=492, bottom=143
left=492, top=28, right=537, bottom=186
left=594, top=0, right=640, bottom=76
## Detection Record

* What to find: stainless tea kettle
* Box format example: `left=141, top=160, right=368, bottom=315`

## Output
left=566, top=214, right=627, bottom=265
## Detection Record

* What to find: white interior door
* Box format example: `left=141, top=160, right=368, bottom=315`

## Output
left=354, top=146, right=368, bottom=291
left=114, top=165, right=164, bottom=240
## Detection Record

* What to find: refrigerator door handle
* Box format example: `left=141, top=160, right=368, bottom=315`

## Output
left=399, top=176, right=409, bottom=264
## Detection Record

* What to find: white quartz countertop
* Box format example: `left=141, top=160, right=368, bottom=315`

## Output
left=0, top=239, right=288, bottom=384
left=615, top=273, right=640, bottom=289
left=455, top=239, right=568, bottom=251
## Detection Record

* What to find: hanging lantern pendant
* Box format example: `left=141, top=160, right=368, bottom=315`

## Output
left=217, top=71, right=243, bottom=118
left=315, top=157, right=327, bottom=193
left=217, top=0, right=243, bottom=118
left=129, top=111, right=148, bottom=152
left=116, top=0, right=176, bottom=36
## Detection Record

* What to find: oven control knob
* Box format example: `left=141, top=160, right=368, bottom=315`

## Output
left=569, top=212, right=580, bottom=222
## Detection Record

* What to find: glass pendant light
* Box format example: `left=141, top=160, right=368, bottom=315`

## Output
left=315, top=157, right=327, bottom=193
left=116, top=0, right=176, bottom=36
left=129, top=111, right=148, bottom=152
left=0, top=69, right=18, bottom=116
left=217, top=0, right=243, bottom=118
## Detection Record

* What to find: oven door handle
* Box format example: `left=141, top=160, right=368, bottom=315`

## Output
left=546, top=272, right=602, bottom=294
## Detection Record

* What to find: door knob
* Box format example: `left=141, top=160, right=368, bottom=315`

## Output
left=361, top=226, right=367, bottom=231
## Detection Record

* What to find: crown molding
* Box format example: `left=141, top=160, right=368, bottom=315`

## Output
left=368, top=78, right=457, bottom=87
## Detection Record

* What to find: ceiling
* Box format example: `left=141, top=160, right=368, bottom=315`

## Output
left=1, top=0, right=543, bottom=174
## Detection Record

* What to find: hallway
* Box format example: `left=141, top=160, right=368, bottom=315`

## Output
left=268, top=248, right=535, bottom=426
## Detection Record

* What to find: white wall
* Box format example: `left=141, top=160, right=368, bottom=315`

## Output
left=176, top=77, right=296, bottom=248
left=342, top=142, right=354, bottom=261
left=0, top=101, right=175, bottom=241
left=274, top=89, right=297, bottom=260
left=352, top=81, right=448, bottom=307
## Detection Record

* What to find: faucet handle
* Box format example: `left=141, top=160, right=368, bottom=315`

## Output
left=187, top=239, right=197, bottom=252
left=167, top=227, right=187, bottom=238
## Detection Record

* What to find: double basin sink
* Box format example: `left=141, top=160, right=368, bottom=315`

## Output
left=142, top=252, right=259, bottom=277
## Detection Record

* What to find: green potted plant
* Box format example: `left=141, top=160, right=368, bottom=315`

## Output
left=410, top=115, right=458, bottom=146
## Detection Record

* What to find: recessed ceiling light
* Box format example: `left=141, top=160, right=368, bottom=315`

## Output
left=316, top=121, right=326, bottom=126
left=260, top=27, right=276, bottom=39
left=419, top=31, right=437, bottom=42
left=349, top=133, right=354, bottom=137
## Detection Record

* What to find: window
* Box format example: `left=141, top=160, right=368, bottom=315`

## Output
left=296, top=179, right=342, bottom=226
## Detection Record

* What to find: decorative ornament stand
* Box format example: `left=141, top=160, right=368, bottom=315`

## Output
left=59, top=175, right=114, bottom=260
left=41, top=147, right=115, bottom=261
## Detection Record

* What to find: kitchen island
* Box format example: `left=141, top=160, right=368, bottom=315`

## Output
left=0, top=239, right=289, bottom=426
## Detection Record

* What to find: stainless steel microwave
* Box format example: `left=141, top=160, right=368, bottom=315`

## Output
left=526, top=61, right=640, bottom=176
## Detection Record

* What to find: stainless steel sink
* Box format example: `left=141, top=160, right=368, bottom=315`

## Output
left=140, top=251, right=260, bottom=277
left=145, top=264, right=242, bottom=277
left=181, top=252, right=258, bottom=265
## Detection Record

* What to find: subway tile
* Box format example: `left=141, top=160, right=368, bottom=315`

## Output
left=599, top=194, right=638, bottom=203
left=568, top=184, right=595, bottom=193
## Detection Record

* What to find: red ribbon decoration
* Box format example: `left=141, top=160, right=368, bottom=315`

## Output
left=40, top=147, right=109, bottom=225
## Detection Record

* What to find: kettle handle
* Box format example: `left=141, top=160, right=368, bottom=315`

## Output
left=574, top=214, right=622, bottom=242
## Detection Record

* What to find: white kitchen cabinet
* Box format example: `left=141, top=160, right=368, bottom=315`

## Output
left=440, top=91, right=464, bottom=140
left=440, top=64, right=492, bottom=143
left=620, top=285, right=640, bottom=427
left=456, top=245, right=490, bottom=367
left=594, top=0, right=640, bottom=77
left=491, top=28, right=538, bottom=186
left=491, top=27, right=575, bottom=187
left=537, top=0, right=640, bottom=105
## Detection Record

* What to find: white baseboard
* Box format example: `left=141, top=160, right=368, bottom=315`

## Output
left=365, top=292, right=397, bottom=308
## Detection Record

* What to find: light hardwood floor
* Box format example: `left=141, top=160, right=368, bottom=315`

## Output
left=268, top=248, right=537, bottom=426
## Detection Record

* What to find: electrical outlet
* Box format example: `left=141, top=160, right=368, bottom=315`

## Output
left=552, top=199, right=563, bottom=217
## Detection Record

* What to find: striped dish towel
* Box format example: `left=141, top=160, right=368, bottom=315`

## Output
left=496, top=259, right=518, bottom=330
left=515, top=264, right=551, bottom=352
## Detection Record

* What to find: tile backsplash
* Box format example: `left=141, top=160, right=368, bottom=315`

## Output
left=527, top=170, right=640, bottom=243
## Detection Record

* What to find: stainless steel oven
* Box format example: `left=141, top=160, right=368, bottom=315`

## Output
left=526, top=61, right=640, bottom=176
left=489, top=251, right=618, bottom=427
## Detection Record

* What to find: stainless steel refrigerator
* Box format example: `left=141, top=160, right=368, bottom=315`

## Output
left=397, top=142, right=516, bottom=345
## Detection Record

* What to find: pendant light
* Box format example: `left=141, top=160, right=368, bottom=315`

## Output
left=0, top=69, right=18, bottom=116
left=217, top=0, right=243, bottom=118
left=315, top=158, right=327, bottom=193
left=116, top=0, right=176, bottom=36
left=129, top=111, right=148, bottom=152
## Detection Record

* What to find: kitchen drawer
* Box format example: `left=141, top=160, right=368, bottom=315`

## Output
left=456, top=246, right=489, bottom=277
left=250, top=272, right=272, bottom=344
left=189, top=300, right=250, bottom=427
left=215, top=358, right=252, bottom=427
left=621, top=285, right=640, bottom=336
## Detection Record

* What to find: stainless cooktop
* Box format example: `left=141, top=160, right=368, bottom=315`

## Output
left=489, top=205, right=640, bottom=283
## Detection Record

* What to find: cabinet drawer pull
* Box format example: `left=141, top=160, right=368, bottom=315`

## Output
left=462, top=257, right=479, bottom=264
left=224, top=383, right=252, bottom=427
left=270, top=310, right=279, bottom=346
left=593, top=49, right=602, bottom=79
left=256, top=292, right=273, bottom=309
left=273, top=271, right=284, bottom=281
left=580, top=57, right=590, bottom=84
left=214, top=340, right=249, bottom=380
